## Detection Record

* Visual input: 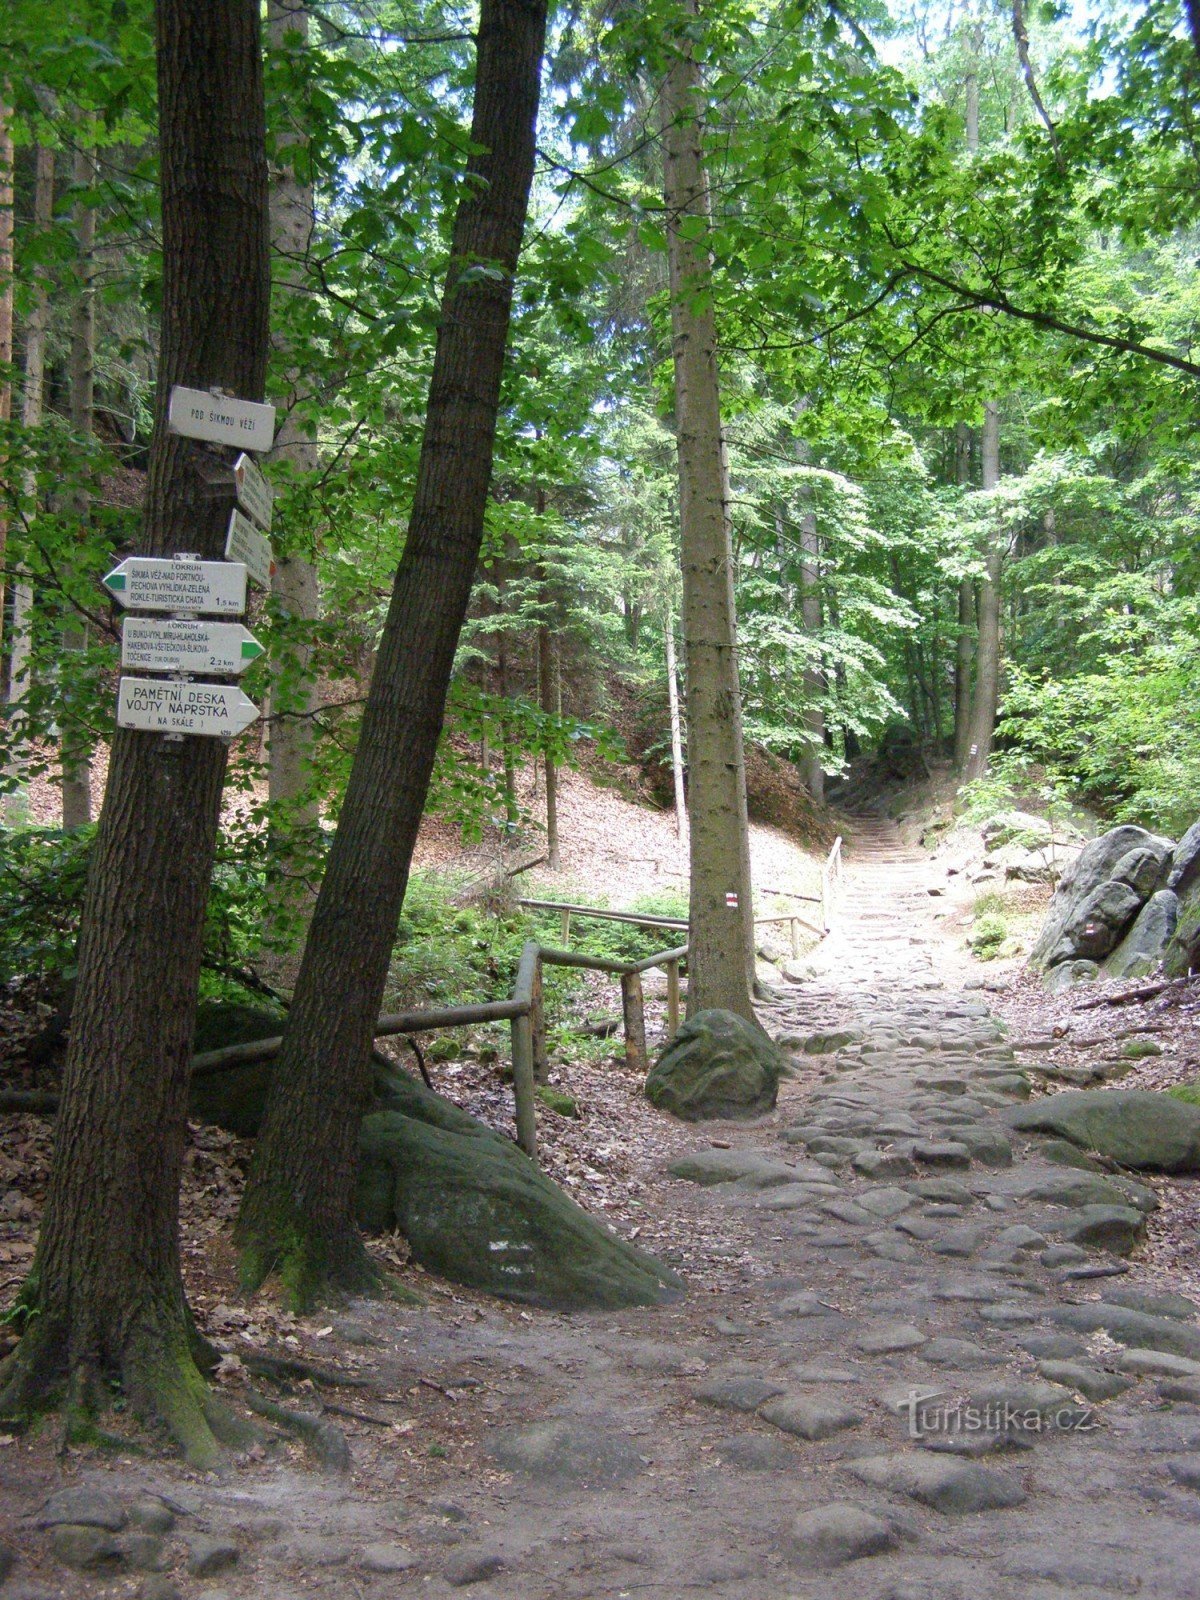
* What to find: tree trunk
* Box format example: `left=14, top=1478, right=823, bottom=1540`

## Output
left=0, top=0, right=271, bottom=1466
left=663, top=599, right=688, bottom=874
left=0, top=94, right=13, bottom=669
left=61, top=144, right=97, bottom=829
left=236, top=0, right=548, bottom=1307
left=799, top=503, right=824, bottom=801
left=953, top=53, right=981, bottom=774
left=3, top=142, right=53, bottom=824
left=266, top=0, right=323, bottom=887
left=662, top=14, right=756, bottom=1021
left=538, top=620, right=560, bottom=870
left=964, top=401, right=1003, bottom=783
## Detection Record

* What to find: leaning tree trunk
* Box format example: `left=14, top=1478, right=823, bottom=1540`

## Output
left=60, top=144, right=98, bottom=829
left=662, top=14, right=755, bottom=1022
left=0, top=0, right=271, bottom=1467
left=3, top=142, right=53, bottom=823
left=964, top=401, right=1003, bottom=784
left=799, top=498, right=825, bottom=802
left=0, top=92, right=13, bottom=658
left=236, top=0, right=548, bottom=1308
left=266, top=0, right=322, bottom=899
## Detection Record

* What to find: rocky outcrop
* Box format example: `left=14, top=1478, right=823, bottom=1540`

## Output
left=645, top=1009, right=783, bottom=1121
left=1106, top=891, right=1179, bottom=979
left=1006, top=1089, right=1200, bottom=1174
left=1164, top=823, right=1200, bottom=977
left=1030, top=825, right=1174, bottom=985
left=188, top=1005, right=683, bottom=1312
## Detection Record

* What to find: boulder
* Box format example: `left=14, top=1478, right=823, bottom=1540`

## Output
left=189, top=1006, right=683, bottom=1312
left=1169, top=819, right=1200, bottom=897
left=1112, top=845, right=1171, bottom=899
left=357, top=1075, right=684, bottom=1310
left=1105, top=890, right=1178, bottom=979
left=1165, top=871, right=1200, bottom=979
left=1044, top=960, right=1098, bottom=994
left=1005, top=1089, right=1200, bottom=1173
left=1031, top=825, right=1172, bottom=974
left=645, top=1009, right=782, bottom=1121
left=1045, top=879, right=1142, bottom=966
left=981, top=811, right=1052, bottom=850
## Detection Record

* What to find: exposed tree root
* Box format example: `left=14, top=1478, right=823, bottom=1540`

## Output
left=242, top=1349, right=372, bottom=1389
left=243, top=1388, right=350, bottom=1470
left=0, top=1289, right=240, bottom=1471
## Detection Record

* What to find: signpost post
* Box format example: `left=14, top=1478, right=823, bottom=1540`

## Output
left=103, top=557, right=248, bottom=617
left=224, top=508, right=274, bottom=588
left=116, top=677, right=260, bottom=737
left=121, top=618, right=263, bottom=676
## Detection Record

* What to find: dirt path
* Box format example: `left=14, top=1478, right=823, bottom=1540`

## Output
left=4, top=820, right=1200, bottom=1599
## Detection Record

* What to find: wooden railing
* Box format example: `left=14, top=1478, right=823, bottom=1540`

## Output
left=820, top=835, right=844, bottom=932
left=190, top=934, right=688, bottom=1169
left=189, top=876, right=843, bottom=1170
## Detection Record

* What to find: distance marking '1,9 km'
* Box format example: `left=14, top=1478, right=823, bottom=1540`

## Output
left=167, top=385, right=276, bottom=453
left=233, top=452, right=274, bottom=531
left=116, top=677, right=260, bottom=737
left=120, top=618, right=264, bottom=677
left=225, top=508, right=275, bottom=588
left=103, top=557, right=248, bottom=617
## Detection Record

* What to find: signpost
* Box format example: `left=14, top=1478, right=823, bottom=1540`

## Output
left=103, top=557, right=248, bottom=616
left=232, top=452, right=273, bottom=530
left=121, top=618, right=263, bottom=677
left=116, top=677, right=260, bottom=737
left=225, top=508, right=274, bottom=588
left=167, top=385, right=276, bottom=453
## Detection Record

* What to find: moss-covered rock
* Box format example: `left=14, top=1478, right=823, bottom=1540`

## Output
left=646, top=1009, right=783, bottom=1121
left=187, top=1003, right=683, bottom=1312
left=359, top=1070, right=683, bottom=1309
left=1165, top=873, right=1200, bottom=978
left=1005, top=1089, right=1200, bottom=1173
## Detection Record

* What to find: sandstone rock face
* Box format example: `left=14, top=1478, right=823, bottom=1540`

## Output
left=1030, top=824, right=1175, bottom=984
left=1106, top=890, right=1179, bottom=979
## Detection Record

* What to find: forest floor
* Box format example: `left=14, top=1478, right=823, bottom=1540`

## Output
left=3, top=785, right=1200, bottom=1599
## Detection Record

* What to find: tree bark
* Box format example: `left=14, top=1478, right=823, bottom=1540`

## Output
left=266, top=0, right=323, bottom=884
left=799, top=502, right=824, bottom=801
left=0, top=0, right=271, bottom=1466
left=538, top=620, right=560, bottom=869
left=953, top=51, right=981, bottom=775
left=662, top=12, right=756, bottom=1021
left=0, top=94, right=14, bottom=665
left=663, top=599, right=688, bottom=874
left=3, top=142, right=53, bottom=823
left=236, top=0, right=548, bottom=1307
left=61, top=144, right=97, bottom=830
left=964, top=401, right=1003, bottom=783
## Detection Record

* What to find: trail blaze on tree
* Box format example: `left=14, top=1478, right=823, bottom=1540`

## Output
left=0, top=0, right=271, bottom=1465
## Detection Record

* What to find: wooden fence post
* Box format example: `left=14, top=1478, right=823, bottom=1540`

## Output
left=666, top=959, right=681, bottom=1035
left=621, top=970, right=647, bottom=1073
left=510, top=1011, right=537, bottom=1160
left=531, top=959, right=549, bottom=1084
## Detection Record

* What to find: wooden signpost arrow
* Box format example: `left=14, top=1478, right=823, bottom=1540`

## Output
left=116, top=677, right=260, bottom=737
left=103, top=557, right=248, bottom=616
left=232, top=452, right=273, bottom=530
left=225, top=508, right=275, bottom=588
left=121, top=618, right=264, bottom=676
